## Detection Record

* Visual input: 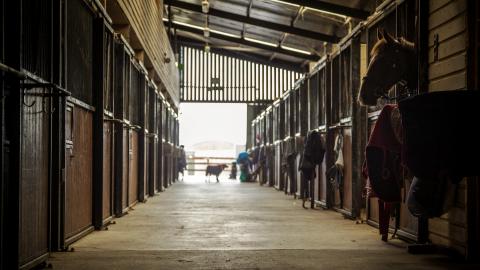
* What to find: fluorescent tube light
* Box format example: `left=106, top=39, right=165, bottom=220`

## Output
left=244, top=37, right=277, bottom=47
left=281, top=45, right=311, bottom=55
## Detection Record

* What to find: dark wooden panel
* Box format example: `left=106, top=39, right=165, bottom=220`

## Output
left=142, top=136, right=147, bottom=198
left=163, top=143, right=170, bottom=189
left=65, top=106, right=73, bottom=142
left=128, top=130, right=138, bottom=206
left=19, top=94, right=49, bottom=266
left=145, top=139, right=151, bottom=194
left=147, top=137, right=157, bottom=195
left=274, top=143, right=282, bottom=190
left=102, top=121, right=113, bottom=220
left=366, top=119, right=378, bottom=223
left=330, top=55, right=340, bottom=124
left=67, top=0, right=93, bottom=104
left=308, top=73, right=319, bottom=130
left=318, top=68, right=327, bottom=126
left=156, top=99, right=163, bottom=191
left=65, top=106, right=93, bottom=239
left=318, top=132, right=328, bottom=204
left=267, top=145, right=274, bottom=187
left=342, top=128, right=353, bottom=212
left=340, top=47, right=352, bottom=119
left=299, top=81, right=308, bottom=135
left=156, top=138, right=163, bottom=191
left=122, top=128, right=129, bottom=211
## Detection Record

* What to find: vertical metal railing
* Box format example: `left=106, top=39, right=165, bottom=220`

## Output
left=179, top=46, right=301, bottom=103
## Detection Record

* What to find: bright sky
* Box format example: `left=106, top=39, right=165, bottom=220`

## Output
left=179, top=103, right=247, bottom=148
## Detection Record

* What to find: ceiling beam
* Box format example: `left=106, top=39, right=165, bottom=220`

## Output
left=276, top=5, right=304, bottom=59
left=164, top=0, right=340, bottom=43
left=167, top=22, right=320, bottom=61
left=176, top=36, right=307, bottom=73
left=278, top=0, right=370, bottom=20
left=242, top=0, right=254, bottom=38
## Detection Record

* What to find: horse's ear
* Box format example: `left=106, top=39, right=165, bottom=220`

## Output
left=377, top=28, right=384, bottom=40
left=383, top=30, right=396, bottom=44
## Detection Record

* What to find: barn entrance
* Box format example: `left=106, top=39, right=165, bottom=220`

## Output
left=177, top=46, right=302, bottom=181
left=179, top=103, right=246, bottom=179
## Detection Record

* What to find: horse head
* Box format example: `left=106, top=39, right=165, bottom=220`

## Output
left=358, top=29, right=416, bottom=106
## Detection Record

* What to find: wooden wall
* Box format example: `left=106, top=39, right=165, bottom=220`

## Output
left=428, top=0, right=468, bottom=91
left=427, top=0, right=468, bottom=255
left=105, top=0, right=179, bottom=105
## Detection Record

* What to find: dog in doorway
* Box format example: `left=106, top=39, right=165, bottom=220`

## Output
left=205, top=164, right=228, bottom=183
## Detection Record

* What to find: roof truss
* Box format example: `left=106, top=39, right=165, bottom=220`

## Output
left=166, top=21, right=320, bottom=61
left=279, top=0, right=370, bottom=20
left=176, top=36, right=307, bottom=73
left=164, top=0, right=340, bottom=43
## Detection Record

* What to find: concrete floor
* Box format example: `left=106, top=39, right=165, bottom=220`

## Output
left=46, top=177, right=479, bottom=270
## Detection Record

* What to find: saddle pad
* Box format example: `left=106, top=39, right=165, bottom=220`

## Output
left=366, top=147, right=402, bottom=203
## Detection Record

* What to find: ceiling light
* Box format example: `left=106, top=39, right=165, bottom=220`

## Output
left=269, top=0, right=299, bottom=8
left=304, top=7, right=347, bottom=20
left=172, top=20, right=204, bottom=31
left=209, top=29, right=241, bottom=38
left=244, top=37, right=277, bottom=47
left=280, top=45, right=311, bottom=55
left=204, top=28, right=210, bottom=38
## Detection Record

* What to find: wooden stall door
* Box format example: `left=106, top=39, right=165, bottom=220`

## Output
left=65, top=105, right=93, bottom=240
left=147, top=136, right=157, bottom=195
left=295, top=137, right=304, bottom=198
left=259, top=146, right=267, bottom=185
left=163, top=143, right=170, bottom=189
left=296, top=154, right=302, bottom=197
left=120, top=127, right=129, bottom=213
left=170, top=146, right=175, bottom=185
left=366, top=120, right=379, bottom=224
left=331, top=130, right=342, bottom=209
left=330, top=131, right=353, bottom=214
left=341, top=129, right=353, bottom=213
left=316, top=132, right=328, bottom=207
left=19, top=94, right=49, bottom=267
left=267, top=146, right=275, bottom=187
left=102, top=121, right=113, bottom=221
left=145, top=137, right=152, bottom=196
left=128, top=130, right=139, bottom=206
left=274, top=143, right=282, bottom=190
left=157, top=141, right=163, bottom=192
left=142, top=135, right=147, bottom=199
